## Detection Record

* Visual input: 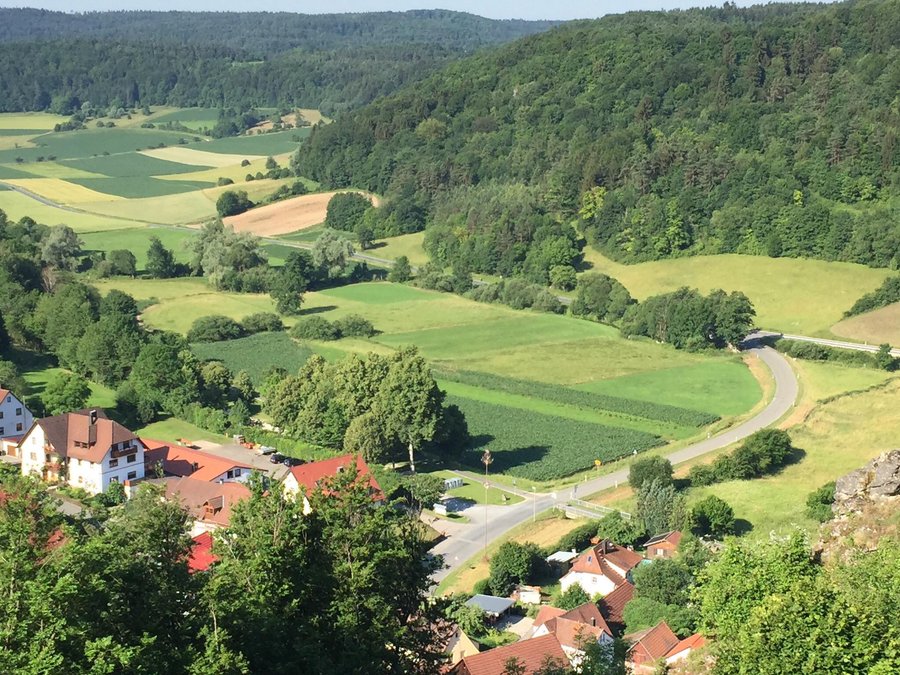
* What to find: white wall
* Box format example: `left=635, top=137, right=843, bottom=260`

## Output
left=559, top=571, right=617, bottom=598
left=20, top=425, right=47, bottom=478
left=0, top=391, right=33, bottom=442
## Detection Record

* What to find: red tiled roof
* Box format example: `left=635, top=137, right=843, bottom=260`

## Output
left=142, top=439, right=252, bottom=483
left=188, top=532, right=218, bottom=573
left=598, top=581, right=635, bottom=629
left=625, top=621, right=680, bottom=663
left=289, top=454, right=382, bottom=499
left=35, top=409, right=139, bottom=463
left=548, top=617, right=606, bottom=650
left=0, top=388, right=9, bottom=400
left=559, top=602, right=611, bottom=637
left=452, top=634, right=568, bottom=675
left=665, top=633, right=706, bottom=659
left=533, top=605, right=566, bottom=628
left=571, top=540, right=643, bottom=577
left=160, top=476, right=251, bottom=528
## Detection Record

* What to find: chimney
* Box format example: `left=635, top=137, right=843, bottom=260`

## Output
left=602, top=540, right=608, bottom=555
left=192, top=462, right=199, bottom=473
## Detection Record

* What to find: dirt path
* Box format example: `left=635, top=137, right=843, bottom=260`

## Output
left=223, top=190, right=376, bottom=236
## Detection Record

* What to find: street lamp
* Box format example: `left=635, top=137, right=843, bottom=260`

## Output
left=482, top=449, right=493, bottom=558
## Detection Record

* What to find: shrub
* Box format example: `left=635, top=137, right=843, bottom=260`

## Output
left=488, top=542, right=547, bottom=596
left=691, top=495, right=736, bottom=538
left=215, top=190, right=254, bottom=218
left=556, top=521, right=600, bottom=553
left=240, top=158, right=251, bottom=167
left=290, top=316, right=340, bottom=341
left=805, top=481, right=836, bottom=523
left=187, top=315, right=246, bottom=343
left=629, top=456, right=674, bottom=491
left=845, top=276, right=900, bottom=317
left=555, top=584, right=590, bottom=610
left=241, top=312, right=284, bottom=334
left=333, top=314, right=375, bottom=338
left=689, top=429, right=794, bottom=486
left=217, top=177, right=234, bottom=186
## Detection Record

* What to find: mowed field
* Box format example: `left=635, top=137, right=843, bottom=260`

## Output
left=831, top=302, right=900, bottom=346
left=583, top=249, right=891, bottom=336
left=93, top=278, right=763, bottom=483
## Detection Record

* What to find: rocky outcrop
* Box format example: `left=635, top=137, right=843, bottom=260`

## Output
left=833, top=450, right=900, bottom=514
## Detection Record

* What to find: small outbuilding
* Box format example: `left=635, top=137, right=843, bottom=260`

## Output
left=465, top=594, right=515, bottom=620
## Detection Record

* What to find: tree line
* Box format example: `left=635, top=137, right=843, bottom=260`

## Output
left=296, top=0, right=900, bottom=269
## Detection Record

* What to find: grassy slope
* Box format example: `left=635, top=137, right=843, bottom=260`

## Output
left=81, top=227, right=197, bottom=268
left=583, top=249, right=891, bottom=336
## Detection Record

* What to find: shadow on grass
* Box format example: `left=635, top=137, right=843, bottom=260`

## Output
left=301, top=304, right=338, bottom=315
left=734, top=518, right=754, bottom=536
left=460, top=443, right=551, bottom=476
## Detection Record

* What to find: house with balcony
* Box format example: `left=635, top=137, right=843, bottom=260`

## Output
left=19, top=409, right=145, bottom=495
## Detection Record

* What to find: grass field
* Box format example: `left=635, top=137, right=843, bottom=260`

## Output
left=21, top=365, right=117, bottom=409
left=61, top=152, right=209, bottom=177
left=583, top=250, right=892, bottom=336
left=0, top=189, right=138, bottom=231
left=192, top=332, right=314, bottom=382
left=831, top=302, right=900, bottom=346
left=134, top=417, right=230, bottom=445
left=371, top=232, right=429, bottom=266
left=198, top=130, right=309, bottom=155
left=80, top=227, right=198, bottom=267
left=92, top=278, right=763, bottom=482
left=148, top=108, right=220, bottom=130
left=1, top=177, right=122, bottom=203
left=71, top=176, right=214, bottom=198
left=431, top=471, right=523, bottom=506
left=0, top=113, right=69, bottom=130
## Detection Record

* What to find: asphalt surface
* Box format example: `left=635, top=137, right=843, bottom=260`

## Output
left=753, top=330, right=900, bottom=357
left=431, top=342, right=798, bottom=584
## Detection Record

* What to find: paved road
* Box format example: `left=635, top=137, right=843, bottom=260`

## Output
left=431, top=341, right=798, bottom=584
left=752, top=330, right=900, bottom=357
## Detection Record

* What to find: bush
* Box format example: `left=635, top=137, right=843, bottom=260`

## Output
left=556, top=521, right=600, bottom=553
left=805, top=481, right=836, bottom=523
left=290, top=316, right=340, bottom=341
left=629, top=456, right=674, bottom=491
left=845, top=276, right=900, bottom=317
left=333, top=314, right=375, bottom=338
left=776, top=338, right=880, bottom=368
left=215, top=190, right=254, bottom=218
left=488, top=542, right=547, bottom=596
left=241, top=312, right=284, bottom=334
left=689, top=429, right=794, bottom=486
left=217, top=177, right=234, bottom=186
left=691, top=495, right=736, bottom=538
left=187, top=315, right=246, bottom=343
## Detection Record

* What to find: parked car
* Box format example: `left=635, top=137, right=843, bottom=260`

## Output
left=282, top=456, right=306, bottom=467
left=269, top=453, right=285, bottom=464
left=257, top=445, right=276, bottom=455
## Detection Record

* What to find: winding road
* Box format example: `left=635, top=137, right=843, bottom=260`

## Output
left=431, top=338, right=799, bottom=584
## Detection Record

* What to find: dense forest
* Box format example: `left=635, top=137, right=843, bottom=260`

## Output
left=0, top=10, right=556, bottom=116
left=297, top=0, right=900, bottom=269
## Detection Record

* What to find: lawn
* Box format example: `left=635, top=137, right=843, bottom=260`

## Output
left=431, top=470, right=523, bottom=505
left=192, top=332, right=314, bottom=382
left=831, top=302, right=900, bottom=346
left=21, top=366, right=117, bottom=410
left=134, top=417, right=230, bottom=445
left=583, top=249, right=892, bottom=336
left=81, top=226, right=198, bottom=267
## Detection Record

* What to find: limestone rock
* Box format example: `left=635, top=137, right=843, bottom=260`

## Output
left=833, top=450, right=900, bottom=514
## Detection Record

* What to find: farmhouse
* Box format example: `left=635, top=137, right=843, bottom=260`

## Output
left=143, top=439, right=252, bottom=483
left=597, top=581, right=635, bottom=636
left=0, top=386, right=33, bottom=455
left=19, top=409, right=145, bottom=495
left=559, top=540, right=644, bottom=597
left=643, top=530, right=683, bottom=559
left=283, top=453, right=382, bottom=512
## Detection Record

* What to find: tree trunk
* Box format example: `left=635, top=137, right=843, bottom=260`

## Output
left=408, top=441, right=416, bottom=473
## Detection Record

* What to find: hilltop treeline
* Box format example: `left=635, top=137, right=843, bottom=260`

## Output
left=0, top=10, right=556, bottom=116
left=297, top=0, right=900, bottom=268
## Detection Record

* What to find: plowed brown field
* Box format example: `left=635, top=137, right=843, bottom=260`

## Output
left=224, top=191, right=375, bottom=236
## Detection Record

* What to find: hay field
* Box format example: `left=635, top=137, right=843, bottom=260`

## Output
left=0, top=190, right=137, bottom=231
left=0, top=112, right=68, bottom=130
left=583, top=249, right=891, bottom=335
left=831, top=303, right=900, bottom=346
left=224, top=191, right=343, bottom=235
left=1, top=177, right=121, bottom=203
left=140, top=147, right=264, bottom=168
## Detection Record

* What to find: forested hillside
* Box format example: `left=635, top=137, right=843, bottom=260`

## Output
left=297, top=0, right=900, bottom=270
left=0, top=10, right=557, bottom=116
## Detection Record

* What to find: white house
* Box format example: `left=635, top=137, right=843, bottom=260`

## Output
left=283, top=453, right=383, bottom=514
left=559, top=540, right=644, bottom=598
left=0, top=386, right=33, bottom=452
left=531, top=602, right=613, bottom=667
left=20, top=409, right=145, bottom=495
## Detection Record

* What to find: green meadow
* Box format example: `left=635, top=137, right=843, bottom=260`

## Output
left=93, top=278, right=764, bottom=483
left=80, top=227, right=198, bottom=268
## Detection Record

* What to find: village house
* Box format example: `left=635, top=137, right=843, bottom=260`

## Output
left=451, top=633, right=569, bottom=675
left=153, top=475, right=251, bottom=537
left=142, top=439, right=253, bottom=483
left=597, top=581, right=635, bottom=636
left=283, top=453, right=382, bottom=513
left=19, top=409, right=145, bottom=495
left=643, top=530, right=683, bottom=559
left=531, top=601, right=613, bottom=666
left=559, top=539, right=644, bottom=597
left=0, top=386, right=33, bottom=455
left=624, top=621, right=706, bottom=673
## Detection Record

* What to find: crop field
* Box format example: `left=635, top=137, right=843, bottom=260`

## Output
left=94, top=278, right=762, bottom=482
left=0, top=190, right=137, bottom=231
left=5, top=162, right=105, bottom=179
left=584, top=249, right=891, bottom=336
left=0, top=127, right=198, bottom=164
left=224, top=191, right=342, bottom=235
left=140, top=147, right=265, bottom=168
left=61, top=152, right=209, bottom=177
left=71, top=176, right=214, bottom=198
left=153, top=154, right=294, bottom=184
left=0, top=113, right=69, bottom=130
left=1, top=178, right=122, bottom=203
left=0, top=165, right=39, bottom=179
left=192, top=332, right=314, bottom=382
left=831, top=302, right=900, bottom=346
left=199, top=130, right=309, bottom=155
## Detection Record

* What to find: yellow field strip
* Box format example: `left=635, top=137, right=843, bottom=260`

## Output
left=140, top=147, right=265, bottom=168
left=2, top=178, right=122, bottom=203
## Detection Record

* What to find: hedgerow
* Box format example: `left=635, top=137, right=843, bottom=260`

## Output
left=437, top=369, right=718, bottom=427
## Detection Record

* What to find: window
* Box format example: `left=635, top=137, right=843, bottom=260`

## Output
left=29, top=452, right=36, bottom=461
left=15, top=408, right=21, bottom=416
left=109, top=476, right=119, bottom=484
left=15, top=423, right=22, bottom=432
left=227, top=470, right=234, bottom=479
left=0, top=427, right=4, bottom=435
left=109, top=458, right=119, bottom=468
left=0, top=411, right=4, bottom=419
left=127, top=454, right=136, bottom=463
left=127, top=471, right=137, bottom=480
left=234, top=468, right=241, bottom=477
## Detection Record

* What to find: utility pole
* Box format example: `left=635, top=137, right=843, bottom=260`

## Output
left=532, top=486, right=537, bottom=522
left=482, top=449, right=493, bottom=559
